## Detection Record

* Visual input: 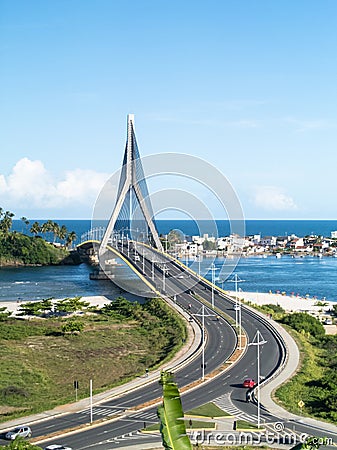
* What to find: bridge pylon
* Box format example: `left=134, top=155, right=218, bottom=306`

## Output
left=100, top=114, right=163, bottom=254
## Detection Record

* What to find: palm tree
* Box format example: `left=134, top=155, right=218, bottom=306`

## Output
left=51, top=222, right=60, bottom=243
left=0, top=210, right=15, bottom=234
left=20, top=216, right=30, bottom=233
left=30, top=221, right=41, bottom=237
left=58, top=224, right=68, bottom=245
left=41, top=220, right=55, bottom=242
left=66, top=231, right=77, bottom=249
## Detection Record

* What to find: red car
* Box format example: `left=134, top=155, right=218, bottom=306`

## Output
left=243, top=378, right=256, bottom=388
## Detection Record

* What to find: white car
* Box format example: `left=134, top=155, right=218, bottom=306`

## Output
left=5, top=426, right=32, bottom=440
left=44, top=445, right=73, bottom=450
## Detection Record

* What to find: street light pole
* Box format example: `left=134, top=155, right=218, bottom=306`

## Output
left=196, top=254, right=201, bottom=277
left=248, top=330, right=267, bottom=429
left=208, top=262, right=218, bottom=309
left=162, top=265, right=168, bottom=292
left=89, top=379, right=93, bottom=424
left=201, top=305, right=205, bottom=380
left=193, top=305, right=214, bottom=381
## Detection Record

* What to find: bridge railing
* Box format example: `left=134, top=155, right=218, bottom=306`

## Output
left=80, top=227, right=106, bottom=243
left=80, top=227, right=156, bottom=247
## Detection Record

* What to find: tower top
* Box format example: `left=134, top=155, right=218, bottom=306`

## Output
left=127, top=114, right=135, bottom=125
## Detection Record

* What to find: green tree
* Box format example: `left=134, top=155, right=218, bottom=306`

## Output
left=62, top=319, right=84, bottom=334
left=0, top=210, right=15, bottom=233
left=58, top=224, right=68, bottom=244
left=55, top=296, right=89, bottom=314
left=0, top=306, right=12, bottom=321
left=203, top=239, right=217, bottom=251
left=167, top=229, right=184, bottom=245
left=20, top=216, right=30, bottom=233
left=66, top=230, right=77, bottom=249
left=41, top=219, right=55, bottom=241
left=1, top=436, right=41, bottom=449
left=18, top=301, right=45, bottom=316
left=51, top=222, right=60, bottom=243
left=280, top=312, right=325, bottom=339
left=30, top=221, right=41, bottom=237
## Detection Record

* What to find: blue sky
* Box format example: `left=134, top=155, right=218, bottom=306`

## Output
left=0, top=0, right=337, bottom=219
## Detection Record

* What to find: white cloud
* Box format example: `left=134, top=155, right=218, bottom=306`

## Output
left=0, top=158, right=110, bottom=212
left=253, top=186, right=298, bottom=211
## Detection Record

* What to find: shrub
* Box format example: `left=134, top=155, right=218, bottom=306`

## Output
left=280, top=312, right=325, bottom=339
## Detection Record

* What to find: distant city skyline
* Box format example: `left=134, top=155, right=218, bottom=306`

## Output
left=1, top=1, right=337, bottom=220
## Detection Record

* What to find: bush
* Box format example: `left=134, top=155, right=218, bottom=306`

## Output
left=61, top=319, right=84, bottom=334
left=280, top=312, right=325, bottom=339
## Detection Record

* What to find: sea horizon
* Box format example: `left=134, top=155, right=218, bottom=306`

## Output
left=12, top=219, right=337, bottom=243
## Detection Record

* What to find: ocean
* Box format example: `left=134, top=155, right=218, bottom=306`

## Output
left=1, top=219, right=336, bottom=303
left=11, top=219, right=337, bottom=243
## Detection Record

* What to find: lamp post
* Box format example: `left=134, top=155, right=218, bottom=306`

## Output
left=248, top=330, right=267, bottom=429
left=208, top=263, right=219, bottom=309
left=193, top=305, right=214, bottom=381
left=151, top=259, right=155, bottom=281
left=227, top=274, right=246, bottom=328
left=196, top=254, right=202, bottom=277
left=89, top=379, right=93, bottom=424
left=121, top=230, right=124, bottom=250
left=162, top=264, right=169, bottom=292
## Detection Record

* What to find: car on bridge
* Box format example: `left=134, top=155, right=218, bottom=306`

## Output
left=243, top=378, right=256, bottom=388
left=5, top=426, right=32, bottom=440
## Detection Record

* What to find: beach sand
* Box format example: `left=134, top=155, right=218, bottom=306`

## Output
left=226, top=290, right=337, bottom=334
left=226, top=290, right=335, bottom=314
left=1, top=295, right=110, bottom=316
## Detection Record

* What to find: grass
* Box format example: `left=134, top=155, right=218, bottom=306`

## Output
left=0, top=299, right=186, bottom=422
left=185, top=402, right=231, bottom=418
left=274, top=326, right=324, bottom=416
left=235, top=419, right=261, bottom=430
left=142, top=419, right=216, bottom=432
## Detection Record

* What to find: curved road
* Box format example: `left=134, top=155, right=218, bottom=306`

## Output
left=2, top=242, right=335, bottom=448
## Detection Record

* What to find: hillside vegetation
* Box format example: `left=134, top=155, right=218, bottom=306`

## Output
left=0, top=208, right=77, bottom=266
left=0, top=233, right=69, bottom=266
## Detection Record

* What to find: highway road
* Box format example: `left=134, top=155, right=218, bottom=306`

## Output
left=2, top=242, right=336, bottom=449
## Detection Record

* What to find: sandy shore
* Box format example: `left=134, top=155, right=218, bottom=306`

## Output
left=1, top=295, right=110, bottom=316
left=225, top=290, right=335, bottom=314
